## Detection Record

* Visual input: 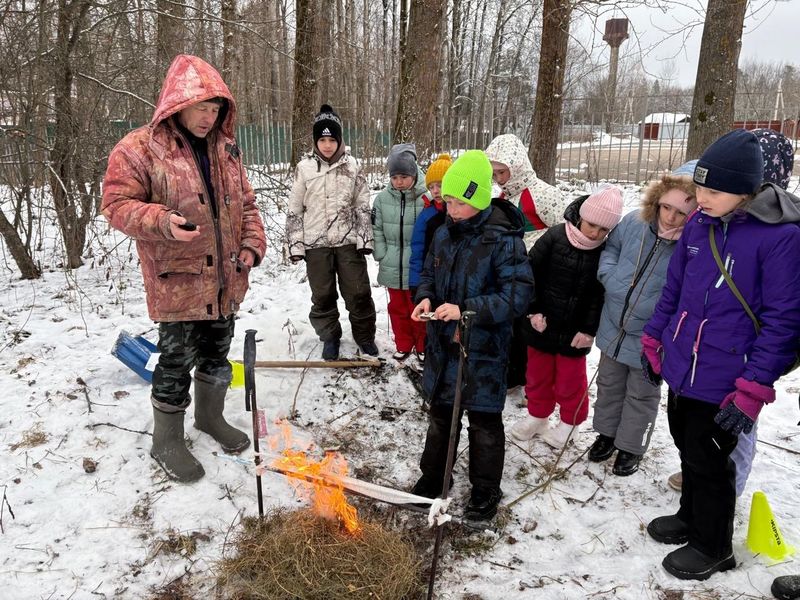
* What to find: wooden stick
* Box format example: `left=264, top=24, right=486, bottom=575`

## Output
left=232, top=359, right=383, bottom=369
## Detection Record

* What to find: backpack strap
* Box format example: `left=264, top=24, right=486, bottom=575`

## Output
left=708, top=226, right=761, bottom=335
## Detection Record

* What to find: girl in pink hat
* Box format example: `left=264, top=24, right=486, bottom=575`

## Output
left=510, top=186, right=624, bottom=448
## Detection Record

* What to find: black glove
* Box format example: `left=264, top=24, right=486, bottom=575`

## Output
left=357, top=248, right=373, bottom=256
left=290, top=255, right=304, bottom=263
left=714, top=403, right=754, bottom=435
left=641, top=353, right=662, bottom=387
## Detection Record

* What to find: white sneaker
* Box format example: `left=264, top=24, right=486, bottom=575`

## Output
left=509, top=416, right=550, bottom=441
left=542, top=421, right=577, bottom=449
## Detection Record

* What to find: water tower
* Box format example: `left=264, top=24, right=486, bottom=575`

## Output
left=603, top=18, right=629, bottom=134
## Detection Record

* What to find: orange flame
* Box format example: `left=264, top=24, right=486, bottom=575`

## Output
left=269, top=421, right=360, bottom=534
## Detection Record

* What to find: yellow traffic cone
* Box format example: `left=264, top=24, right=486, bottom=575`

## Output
left=746, top=491, right=796, bottom=561
left=229, top=360, right=245, bottom=389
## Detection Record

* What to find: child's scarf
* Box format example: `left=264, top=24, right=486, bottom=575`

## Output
left=658, top=222, right=684, bottom=241
left=565, top=221, right=605, bottom=250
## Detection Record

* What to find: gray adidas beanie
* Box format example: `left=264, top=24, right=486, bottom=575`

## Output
left=387, top=143, right=418, bottom=177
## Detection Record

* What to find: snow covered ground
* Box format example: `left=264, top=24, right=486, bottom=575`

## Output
left=0, top=180, right=798, bottom=599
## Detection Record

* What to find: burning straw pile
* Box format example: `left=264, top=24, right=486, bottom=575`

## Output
left=217, top=508, right=423, bottom=599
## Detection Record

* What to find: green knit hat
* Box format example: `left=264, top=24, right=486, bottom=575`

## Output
left=441, top=150, right=493, bottom=210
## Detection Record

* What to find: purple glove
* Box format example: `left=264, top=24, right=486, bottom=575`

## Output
left=714, top=377, right=776, bottom=435
left=641, top=333, right=662, bottom=374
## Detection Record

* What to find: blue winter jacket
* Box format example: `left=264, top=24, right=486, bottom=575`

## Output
left=416, top=199, right=534, bottom=413
left=408, top=201, right=445, bottom=289
left=644, top=201, right=800, bottom=404
left=596, top=211, right=678, bottom=368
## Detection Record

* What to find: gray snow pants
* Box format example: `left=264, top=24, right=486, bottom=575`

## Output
left=592, top=352, right=661, bottom=455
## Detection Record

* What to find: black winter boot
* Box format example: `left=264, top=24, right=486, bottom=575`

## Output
left=662, top=545, right=735, bottom=580
left=612, top=449, right=641, bottom=476
left=465, top=487, right=503, bottom=521
left=194, top=373, right=250, bottom=453
left=150, top=407, right=205, bottom=482
left=322, top=339, right=340, bottom=361
left=588, top=434, right=616, bottom=462
left=647, top=514, right=690, bottom=544
left=358, top=340, right=379, bottom=356
left=772, top=575, right=800, bottom=600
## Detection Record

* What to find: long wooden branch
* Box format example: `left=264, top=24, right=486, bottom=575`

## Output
left=233, top=359, right=383, bottom=369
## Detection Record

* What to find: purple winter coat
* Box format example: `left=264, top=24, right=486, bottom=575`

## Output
left=644, top=207, right=800, bottom=404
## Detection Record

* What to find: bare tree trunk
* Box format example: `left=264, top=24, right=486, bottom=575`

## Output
left=156, top=0, right=186, bottom=72
left=528, top=0, right=572, bottom=184
left=195, top=0, right=207, bottom=58
left=221, top=0, right=237, bottom=81
left=446, top=0, right=462, bottom=137
left=393, top=0, right=445, bottom=161
left=502, top=7, right=536, bottom=132
left=313, top=0, right=332, bottom=107
left=398, top=0, right=408, bottom=73
left=0, top=207, right=39, bottom=279
left=291, top=0, right=320, bottom=166
left=685, top=0, right=747, bottom=159
left=476, top=0, right=508, bottom=149
left=50, top=0, right=92, bottom=269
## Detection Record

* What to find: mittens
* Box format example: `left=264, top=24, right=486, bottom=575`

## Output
left=641, top=353, right=663, bottom=387
left=714, top=377, right=775, bottom=435
left=640, top=333, right=663, bottom=387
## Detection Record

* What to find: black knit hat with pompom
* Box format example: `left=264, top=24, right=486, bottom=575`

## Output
left=313, top=104, right=343, bottom=147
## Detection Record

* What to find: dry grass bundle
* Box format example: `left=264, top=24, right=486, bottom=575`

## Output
left=217, top=508, right=424, bottom=599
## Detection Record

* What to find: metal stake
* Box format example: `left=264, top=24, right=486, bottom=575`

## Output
left=243, top=329, right=264, bottom=517
left=427, top=311, right=475, bottom=600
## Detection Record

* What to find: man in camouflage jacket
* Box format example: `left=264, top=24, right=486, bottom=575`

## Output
left=102, top=54, right=266, bottom=482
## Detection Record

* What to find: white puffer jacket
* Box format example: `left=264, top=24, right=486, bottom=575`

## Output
left=286, top=150, right=373, bottom=257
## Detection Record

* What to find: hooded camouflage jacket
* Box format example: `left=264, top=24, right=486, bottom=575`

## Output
left=102, top=55, right=266, bottom=322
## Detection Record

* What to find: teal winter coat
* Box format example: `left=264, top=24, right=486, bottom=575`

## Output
left=372, top=169, right=427, bottom=289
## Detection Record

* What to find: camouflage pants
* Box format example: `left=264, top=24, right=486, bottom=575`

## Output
left=151, top=316, right=234, bottom=411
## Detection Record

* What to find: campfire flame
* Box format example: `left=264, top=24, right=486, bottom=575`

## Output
left=269, top=421, right=361, bottom=534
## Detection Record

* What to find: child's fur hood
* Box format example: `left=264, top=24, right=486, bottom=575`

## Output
left=640, top=173, right=696, bottom=223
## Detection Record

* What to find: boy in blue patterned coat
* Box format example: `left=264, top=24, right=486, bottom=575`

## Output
left=410, top=150, right=534, bottom=521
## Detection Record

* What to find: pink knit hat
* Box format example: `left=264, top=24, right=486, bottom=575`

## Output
left=579, top=186, right=623, bottom=230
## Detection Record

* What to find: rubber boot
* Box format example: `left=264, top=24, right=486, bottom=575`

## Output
left=194, top=372, right=250, bottom=454
left=150, top=407, right=205, bottom=482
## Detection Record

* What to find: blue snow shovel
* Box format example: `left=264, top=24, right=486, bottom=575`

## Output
left=111, top=330, right=245, bottom=387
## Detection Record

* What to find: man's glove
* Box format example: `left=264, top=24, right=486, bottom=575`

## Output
left=714, top=377, right=775, bottom=435
left=640, top=333, right=663, bottom=386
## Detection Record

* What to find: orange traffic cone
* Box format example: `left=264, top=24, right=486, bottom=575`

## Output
left=746, top=491, right=796, bottom=562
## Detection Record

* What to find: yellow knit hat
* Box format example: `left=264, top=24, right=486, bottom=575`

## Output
left=425, top=153, right=453, bottom=187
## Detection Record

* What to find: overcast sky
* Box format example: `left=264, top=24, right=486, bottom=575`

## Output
left=576, top=0, right=798, bottom=87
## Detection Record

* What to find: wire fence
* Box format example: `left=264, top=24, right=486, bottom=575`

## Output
left=2, top=93, right=799, bottom=187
